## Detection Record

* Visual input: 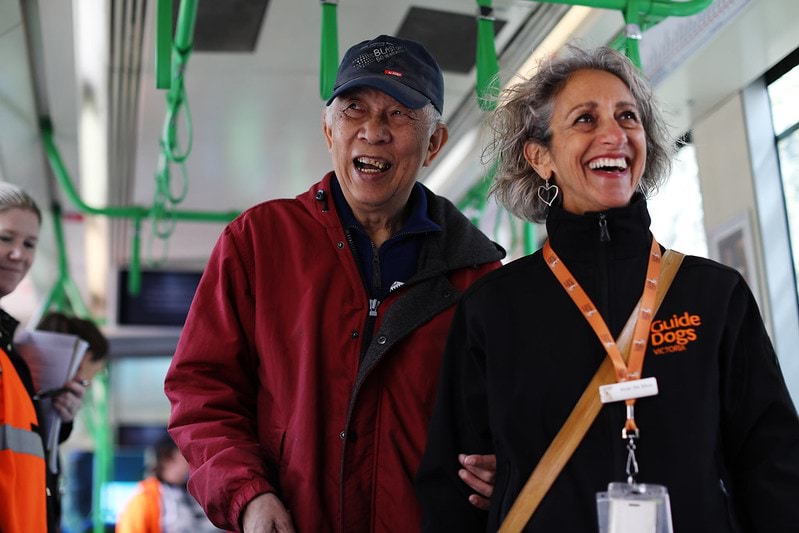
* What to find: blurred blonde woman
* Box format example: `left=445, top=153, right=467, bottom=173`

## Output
left=0, top=182, right=87, bottom=532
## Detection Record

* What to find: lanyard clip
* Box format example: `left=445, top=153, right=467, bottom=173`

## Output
left=621, top=403, right=639, bottom=439
left=622, top=403, right=640, bottom=483
left=625, top=433, right=639, bottom=484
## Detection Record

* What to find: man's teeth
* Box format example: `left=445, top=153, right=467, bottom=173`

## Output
left=589, top=157, right=627, bottom=170
left=355, top=157, right=390, bottom=173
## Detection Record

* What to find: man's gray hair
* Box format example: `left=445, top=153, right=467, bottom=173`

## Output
left=486, top=46, right=674, bottom=223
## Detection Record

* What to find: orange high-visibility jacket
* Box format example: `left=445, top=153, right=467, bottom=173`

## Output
left=116, top=477, right=162, bottom=533
left=0, top=347, right=47, bottom=532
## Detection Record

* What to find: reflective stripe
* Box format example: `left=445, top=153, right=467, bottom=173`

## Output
left=0, top=423, right=45, bottom=459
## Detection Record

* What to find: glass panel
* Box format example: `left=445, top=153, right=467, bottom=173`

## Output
left=110, top=357, right=172, bottom=425
left=768, top=64, right=799, bottom=136
left=777, top=130, right=799, bottom=285
left=648, top=144, right=708, bottom=257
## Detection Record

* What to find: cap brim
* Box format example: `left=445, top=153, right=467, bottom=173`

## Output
left=326, top=75, right=430, bottom=110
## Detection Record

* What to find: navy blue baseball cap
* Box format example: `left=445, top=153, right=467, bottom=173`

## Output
left=326, top=35, right=444, bottom=114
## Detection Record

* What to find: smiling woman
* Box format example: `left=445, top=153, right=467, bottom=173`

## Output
left=0, top=182, right=50, bottom=533
left=416, top=46, right=799, bottom=533
left=0, top=204, right=40, bottom=298
left=487, top=46, right=673, bottom=224
left=0, top=183, right=92, bottom=533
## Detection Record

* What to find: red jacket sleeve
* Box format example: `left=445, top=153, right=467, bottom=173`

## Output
left=164, top=224, right=274, bottom=531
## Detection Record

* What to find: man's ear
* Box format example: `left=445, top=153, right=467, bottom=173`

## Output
left=423, top=124, right=449, bottom=167
left=523, top=141, right=552, bottom=178
left=322, top=108, right=333, bottom=152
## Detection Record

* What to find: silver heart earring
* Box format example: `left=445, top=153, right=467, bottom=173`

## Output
left=537, top=178, right=559, bottom=207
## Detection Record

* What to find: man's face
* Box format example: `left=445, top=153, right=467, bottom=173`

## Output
left=323, top=87, right=447, bottom=224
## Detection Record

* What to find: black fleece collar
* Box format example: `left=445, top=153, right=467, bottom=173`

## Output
left=545, top=193, right=653, bottom=263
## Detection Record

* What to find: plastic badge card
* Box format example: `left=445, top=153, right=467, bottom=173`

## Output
left=597, top=482, right=673, bottom=533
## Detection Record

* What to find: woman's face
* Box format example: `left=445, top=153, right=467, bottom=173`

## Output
left=0, top=208, right=40, bottom=299
left=524, top=69, right=647, bottom=215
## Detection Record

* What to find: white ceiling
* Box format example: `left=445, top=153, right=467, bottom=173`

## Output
left=1, top=0, right=798, bottom=328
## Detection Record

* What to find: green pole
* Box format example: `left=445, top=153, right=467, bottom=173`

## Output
left=89, top=372, right=112, bottom=533
left=624, top=0, right=642, bottom=68
left=174, top=0, right=199, bottom=54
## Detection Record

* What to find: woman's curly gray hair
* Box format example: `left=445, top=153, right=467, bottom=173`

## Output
left=487, top=46, right=674, bottom=223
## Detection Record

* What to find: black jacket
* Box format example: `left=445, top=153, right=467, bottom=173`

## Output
left=416, top=195, right=799, bottom=532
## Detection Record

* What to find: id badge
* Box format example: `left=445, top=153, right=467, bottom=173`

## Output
left=596, top=482, right=673, bottom=533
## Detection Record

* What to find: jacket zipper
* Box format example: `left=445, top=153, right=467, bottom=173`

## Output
left=339, top=232, right=383, bottom=530
left=337, top=230, right=436, bottom=530
left=597, top=213, right=611, bottom=319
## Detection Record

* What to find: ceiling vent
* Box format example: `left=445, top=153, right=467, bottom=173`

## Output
left=174, top=0, right=270, bottom=52
left=396, top=7, right=506, bottom=74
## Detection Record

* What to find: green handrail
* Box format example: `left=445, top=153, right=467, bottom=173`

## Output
left=530, top=0, right=712, bottom=17
left=320, top=1, right=339, bottom=101
left=38, top=203, right=92, bottom=317
left=531, top=0, right=714, bottom=68
left=40, top=121, right=239, bottom=295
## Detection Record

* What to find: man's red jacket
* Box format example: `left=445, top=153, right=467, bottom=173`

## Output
left=165, top=173, right=504, bottom=532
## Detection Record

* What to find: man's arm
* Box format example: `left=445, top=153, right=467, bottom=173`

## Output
left=164, top=226, right=280, bottom=530
left=459, top=453, right=495, bottom=510
left=241, top=493, right=295, bottom=533
left=416, top=299, right=494, bottom=532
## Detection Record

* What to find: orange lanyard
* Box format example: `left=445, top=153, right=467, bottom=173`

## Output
left=543, top=237, right=661, bottom=435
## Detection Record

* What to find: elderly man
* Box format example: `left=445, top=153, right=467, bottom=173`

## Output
left=164, top=35, right=504, bottom=532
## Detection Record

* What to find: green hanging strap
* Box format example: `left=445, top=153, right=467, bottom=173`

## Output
left=320, top=1, right=339, bottom=101
left=155, top=0, right=172, bottom=89
left=476, top=0, right=500, bottom=111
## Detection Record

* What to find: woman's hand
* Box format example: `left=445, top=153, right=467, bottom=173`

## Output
left=51, top=379, right=88, bottom=423
left=459, top=453, right=496, bottom=510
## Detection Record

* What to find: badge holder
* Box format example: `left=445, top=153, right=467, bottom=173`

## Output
left=597, top=482, right=673, bottom=533
left=596, top=420, right=673, bottom=533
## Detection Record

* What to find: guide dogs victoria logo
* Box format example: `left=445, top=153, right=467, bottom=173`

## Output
left=650, top=311, right=702, bottom=355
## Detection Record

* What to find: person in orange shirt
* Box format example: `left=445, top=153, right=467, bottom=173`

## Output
left=117, top=434, right=222, bottom=533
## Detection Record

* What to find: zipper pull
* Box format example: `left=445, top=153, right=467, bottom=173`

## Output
left=598, top=214, right=611, bottom=242
left=369, top=298, right=380, bottom=317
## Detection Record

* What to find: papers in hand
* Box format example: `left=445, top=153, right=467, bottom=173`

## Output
left=15, top=329, right=89, bottom=473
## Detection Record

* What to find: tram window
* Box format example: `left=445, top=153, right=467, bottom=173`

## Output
left=648, top=140, right=708, bottom=257
left=767, top=56, right=799, bottom=292
left=110, top=357, right=172, bottom=426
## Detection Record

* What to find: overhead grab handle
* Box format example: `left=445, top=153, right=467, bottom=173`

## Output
left=155, top=0, right=172, bottom=89
left=320, top=1, right=339, bottom=101
left=476, top=0, right=500, bottom=111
